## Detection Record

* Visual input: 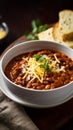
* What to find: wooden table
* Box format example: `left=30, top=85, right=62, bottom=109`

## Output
left=1, top=36, right=73, bottom=130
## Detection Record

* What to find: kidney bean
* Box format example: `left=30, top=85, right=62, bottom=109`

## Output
left=21, top=79, right=26, bottom=86
left=45, top=85, right=50, bottom=90
left=46, top=77, right=54, bottom=83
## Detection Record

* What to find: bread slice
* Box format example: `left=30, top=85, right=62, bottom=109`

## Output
left=53, top=22, right=63, bottom=43
left=53, top=10, right=73, bottom=43
left=58, top=10, right=73, bottom=41
left=64, top=41, right=73, bottom=48
left=38, top=9, right=73, bottom=48
left=38, top=27, right=54, bottom=41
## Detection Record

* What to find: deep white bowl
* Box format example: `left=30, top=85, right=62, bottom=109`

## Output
left=0, top=40, right=73, bottom=108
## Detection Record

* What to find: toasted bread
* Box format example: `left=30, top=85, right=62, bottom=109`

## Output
left=64, top=41, right=73, bottom=48
left=53, top=22, right=63, bottom=43
left=38, top=9, right=73, bottom=48
left=38, top=27, right=54, bottom=41
left=58, top=10, right=73, bottom=41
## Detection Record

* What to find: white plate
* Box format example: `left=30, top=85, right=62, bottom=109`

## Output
left=0, top=71, right=73, bottom=108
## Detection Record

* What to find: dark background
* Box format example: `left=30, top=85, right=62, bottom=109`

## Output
left=0, top=0, right=73, bottom=40
left=0, top=1, right=73, bottom=130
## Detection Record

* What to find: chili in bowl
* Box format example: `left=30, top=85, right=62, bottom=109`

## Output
left=0, top=40, right=73, bottom=107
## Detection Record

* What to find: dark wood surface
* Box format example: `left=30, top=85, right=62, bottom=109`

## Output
left=0, top=1, right=73, bottom=129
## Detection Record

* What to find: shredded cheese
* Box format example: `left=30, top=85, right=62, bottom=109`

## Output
left=22, top=54, right=65, bottom=83
left=54, top=54, right=60, bottom=63
left=22, top=58, right=45, bottom=82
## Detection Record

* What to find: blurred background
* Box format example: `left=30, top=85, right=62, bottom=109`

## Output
left=0, top=0, right=73, bottom=53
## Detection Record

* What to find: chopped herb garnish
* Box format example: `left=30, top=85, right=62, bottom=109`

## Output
left=40, top=61, right=50, bottom=72
left=25, top=33, right=38, bottom=40
left=33, top=54, right=50, bottom=72
left=33, top=54, right=41, bottom=61
left=38, top=24, right=49, bottom=33
left=25, top=19, right=48, bottom=40
left=38, top=55, right=47, bottom=62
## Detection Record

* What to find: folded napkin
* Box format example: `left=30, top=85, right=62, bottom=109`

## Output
left=0, top=90, right=39, bottom=130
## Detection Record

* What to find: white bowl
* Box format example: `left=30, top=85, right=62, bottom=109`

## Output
left=0, top=40, right=73, bottom=108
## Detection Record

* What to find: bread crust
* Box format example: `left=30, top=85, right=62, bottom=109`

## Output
left=53, top=22, right=63, bottom=43
left=38, top=9, right=73, bottom=48
left=59, top=10, right=73, bottom=41
left=38, top=27, right=54, bottom=41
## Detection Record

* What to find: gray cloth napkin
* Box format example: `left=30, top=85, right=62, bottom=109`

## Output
left=0, top=90, right=39, bottom=130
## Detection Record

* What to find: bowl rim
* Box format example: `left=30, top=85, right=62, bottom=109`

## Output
left=0, top=40, right=73, bottom=92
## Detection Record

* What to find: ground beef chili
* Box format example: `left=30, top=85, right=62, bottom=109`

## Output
left=4, top=49, right=73, bottom=90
